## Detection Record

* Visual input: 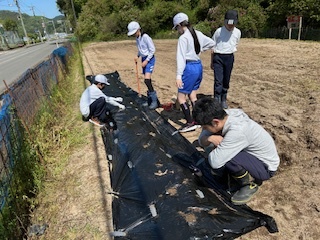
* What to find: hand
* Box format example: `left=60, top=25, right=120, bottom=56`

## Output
left=141, top=60, right=148, bottom=68
left=115, top=97, right=123, bottom=102
left=134, top=57, right=139, bottom=63
left=176, top=79, right=183, bottom=89
left=207, top=135, right=223, bottom=147
left=119, top=104, right=125, bottom=110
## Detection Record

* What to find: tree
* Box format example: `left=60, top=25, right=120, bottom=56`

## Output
left=207, top=0, right=267, bottom=37
left=266, top=0, right=320, bottom=27
left=3, top=19, right=18, bottom=31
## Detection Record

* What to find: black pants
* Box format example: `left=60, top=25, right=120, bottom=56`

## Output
left=89, top=97, right=110, bottom=123
left=213, top=53, right=234, bottom=96
left=225, top=151, right=275, bottom=181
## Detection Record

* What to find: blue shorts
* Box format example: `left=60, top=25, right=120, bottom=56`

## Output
left=179, top=60, right=203, bottom=94
left=142, top=56, right=155, bottom=74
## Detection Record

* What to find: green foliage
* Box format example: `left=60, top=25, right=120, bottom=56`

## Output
left=0, top=43, right=88, bottom=239
left=141, top=0, right=182, bottom=35
left=0, top=0, right=320, bottom=41
left=194, top=20, right=213, bottom=37
left=266, top=0, right=320, bottom=26
left=0, top=10, right=66, bottom=38
left=0, top=118, right=43, bottom=239
left=207, top=1, right=267, bottom=37
left=2, top=0, right=320, bottom=41
left=239, top=4, right=267, bottom=37
left=2, top=19, right=18, bottom=31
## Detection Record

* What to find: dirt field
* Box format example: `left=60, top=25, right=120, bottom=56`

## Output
left=79, top=38, right=320, bottom=239
left=36, top=38, right=319, bottom=239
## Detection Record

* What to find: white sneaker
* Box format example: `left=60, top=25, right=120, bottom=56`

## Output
left=178, top=123, right=201, bottom=133
left=89, top=118, right=105, bottom=127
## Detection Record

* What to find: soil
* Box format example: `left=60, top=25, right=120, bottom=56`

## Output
left=81, top=38, right=320, bottom=239
left=32, top=38, right=320, bottom=239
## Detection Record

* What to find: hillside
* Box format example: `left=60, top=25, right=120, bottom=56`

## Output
left=0, top=10, right=65, bottom=37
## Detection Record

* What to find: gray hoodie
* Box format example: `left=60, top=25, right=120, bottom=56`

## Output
left=199, top=109, right=280, bottom=171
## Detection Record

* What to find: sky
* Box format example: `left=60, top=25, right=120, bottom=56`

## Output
left=0, top=0, right=62, bottom=19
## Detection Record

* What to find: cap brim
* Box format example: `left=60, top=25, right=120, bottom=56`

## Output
left=127, top=30, right=136, bottom=36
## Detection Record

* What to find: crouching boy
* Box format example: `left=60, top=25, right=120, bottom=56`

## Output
left=192, top=97, right=280, bottom=205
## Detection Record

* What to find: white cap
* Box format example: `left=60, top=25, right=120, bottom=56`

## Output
left=95, top=74, right=110, bottom=85
left=172, top=12, right=188, bottom=29
left=127, top=21, right=140, bottom=36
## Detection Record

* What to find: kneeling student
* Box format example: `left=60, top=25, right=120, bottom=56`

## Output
left=80, top=74, right=125, bottom=129
left=192, top=97, right=280, bottom=205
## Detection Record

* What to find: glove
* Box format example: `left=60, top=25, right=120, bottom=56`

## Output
left=115, top=97, right=123, bottom=102
left=119, top=104, right=125, bottom=110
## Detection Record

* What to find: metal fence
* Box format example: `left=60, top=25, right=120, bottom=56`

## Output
left=0, top=42, right=73, bottom=211
left=242, top=27, right=320, bottom=41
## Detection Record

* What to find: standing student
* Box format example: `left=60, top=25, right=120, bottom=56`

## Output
left=127, top=21, right=159, bottom=110
left=211, top=10, right=241, bottom=109
left=80, top=74, right=125, bottom=128
left=193, top=97, right=280, bottom=205
left=173, top=13, right=214, bottom=133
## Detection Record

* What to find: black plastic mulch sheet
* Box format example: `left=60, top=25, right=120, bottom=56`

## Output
left=96, top=71, right=278, bottom=239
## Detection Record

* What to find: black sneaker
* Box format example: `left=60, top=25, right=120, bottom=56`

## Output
left=231, top=183, right=259, bottom=205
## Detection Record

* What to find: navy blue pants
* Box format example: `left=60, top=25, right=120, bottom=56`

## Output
left=89, top=97, right=110, bottom=123
left=225, top=151, right=275, bottom=182
left=213, top=53, right=234, bottom=96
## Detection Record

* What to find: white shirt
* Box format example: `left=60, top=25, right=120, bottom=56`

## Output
left=176, top=29, right=214, bottom=80
left=199, top=109, right=280, bottom=171
left=79, top=84, right=124, bottom=117
left=212, top=26, right=241, bottom=54
left=136, top=33, right=155, bottom=61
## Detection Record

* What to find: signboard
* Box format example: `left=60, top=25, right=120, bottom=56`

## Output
left=287, top=16, right=301, bottom=29
left=286, top=16, right=302, bottom=40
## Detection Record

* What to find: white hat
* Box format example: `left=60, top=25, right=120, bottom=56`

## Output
left=95, top=74, right=110, bottom=85
left=127, top=21, right=140, bottom=36
left=172, top=12, right=188, bottom=29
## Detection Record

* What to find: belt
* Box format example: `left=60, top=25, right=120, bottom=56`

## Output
left=186, top=59, right=200, bottom=62
left=214, top=53, right=233, bottom=55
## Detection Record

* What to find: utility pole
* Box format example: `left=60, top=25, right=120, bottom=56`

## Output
left=48, top=20, right=58, bottom=48
left=14, top=0, right=29, bottom=45
left=41, top=17, right=48, bottom=40
left=30, top=6, right=43, bottom=42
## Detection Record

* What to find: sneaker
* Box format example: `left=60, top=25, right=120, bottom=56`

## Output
left=178, top=122, right=201, bottom=133
left=89, top=118, right=105, bottom=127
left=231, top=183, right=259, bottom=205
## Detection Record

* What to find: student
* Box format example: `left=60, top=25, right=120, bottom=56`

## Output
left=127, top=21, right=159, bottom=109
left=193, top=97, right=280, bottom=205
left=172, top=13, right=214, bottom=133
left=80, top=74, right=125, bottom=128
left=211, top=10, right=241, bottom=109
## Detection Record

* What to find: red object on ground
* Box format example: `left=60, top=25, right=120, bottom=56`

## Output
left=161, top=102, right=174, bottom=111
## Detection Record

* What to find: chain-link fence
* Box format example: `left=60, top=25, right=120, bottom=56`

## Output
left=0, top=42, right=73, bottom=219
left=242, top=27, right=320, bottom=41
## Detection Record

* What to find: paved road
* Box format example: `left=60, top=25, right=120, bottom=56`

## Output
left=0, top=41, right=64, bottom=93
